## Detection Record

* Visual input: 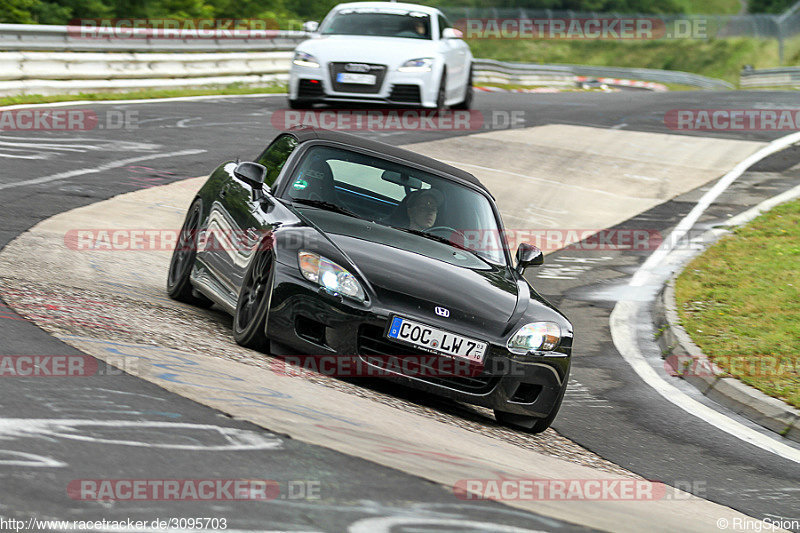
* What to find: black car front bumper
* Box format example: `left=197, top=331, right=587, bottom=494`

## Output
left=265, top=269, right=570, bottom=419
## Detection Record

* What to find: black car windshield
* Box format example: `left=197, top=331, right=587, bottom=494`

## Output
left=321, top=10, right=431, bottom=40
left=284, top=145, right=507, bottom=266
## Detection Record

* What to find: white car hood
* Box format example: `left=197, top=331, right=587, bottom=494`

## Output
left=296, top=35, right=438, bottom=68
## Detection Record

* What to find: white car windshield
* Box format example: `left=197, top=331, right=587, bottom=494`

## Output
left=321, top=10, right=432, bottom=40
left=285, top=146, right=507, bottom=266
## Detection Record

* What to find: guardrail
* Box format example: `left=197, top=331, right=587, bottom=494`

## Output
left=740, top=67, right=800, bottom=88
left=0, top=51, right=293, bottom=95
left=0, top=52, right=731, bottom=96
left=473, top=59, right=733, bottom=90
left=0, top=23, right=308, bottom=52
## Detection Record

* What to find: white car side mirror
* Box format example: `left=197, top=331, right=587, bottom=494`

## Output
left=303, top=21, right=319, bottom=33
left=441, top=28, right=462, bottom=39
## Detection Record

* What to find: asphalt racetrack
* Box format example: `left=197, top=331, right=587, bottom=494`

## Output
left=1, top=90, right=799, bottom=532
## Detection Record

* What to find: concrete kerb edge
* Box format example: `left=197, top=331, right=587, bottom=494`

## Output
left=654, top=273, right=800, bottom=443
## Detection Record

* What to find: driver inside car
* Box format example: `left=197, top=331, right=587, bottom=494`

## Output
left=406, top=189, right=442, bottom=231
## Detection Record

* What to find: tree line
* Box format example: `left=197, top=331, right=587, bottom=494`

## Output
left=1, top=0, right=795, bottom=25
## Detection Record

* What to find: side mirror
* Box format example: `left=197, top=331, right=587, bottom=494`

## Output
left=234, top=162, right=267, bottom=189
left=441, top=28, right=462, bottom=39
left=516, top=243, right=543, bottom=274
left=303, top=21, right=319, bottom=32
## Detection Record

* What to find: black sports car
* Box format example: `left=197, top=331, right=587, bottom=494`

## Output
left=167, top=126, right=572, bottom=432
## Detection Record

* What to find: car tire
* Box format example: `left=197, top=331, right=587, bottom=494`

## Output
left=494, top=379, right=568, bottom=434
left=166, top=199, right=213, bottom=307
left=435, top=72, right=447, bottom=114
left=289, top=99, right=310, bottom=110
left=452, top=67, right=473, bottom=110
left=233, top=248, right=274, bottom=352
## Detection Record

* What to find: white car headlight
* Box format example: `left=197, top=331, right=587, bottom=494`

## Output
left=507, top=322, right=561, bottom=355
left=298, top=251, right=365, bottom=302
left=293, top=51, right=320, bottom=68
left=398, top=58, right=434, bottom=72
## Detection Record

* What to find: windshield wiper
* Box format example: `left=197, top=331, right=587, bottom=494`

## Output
left=290, top=198, right=361, bottom=219
left=391, top=226, right=485, bottom=258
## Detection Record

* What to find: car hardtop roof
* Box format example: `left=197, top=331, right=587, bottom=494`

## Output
left=330, top=2, right=443, bottom=16
left=286, top=126, right=490, bottom=196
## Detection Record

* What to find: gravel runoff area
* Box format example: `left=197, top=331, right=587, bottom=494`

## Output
left=0, top=276, right=634, bottom=478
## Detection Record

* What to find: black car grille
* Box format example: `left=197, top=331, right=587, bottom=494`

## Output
left=388, top=84, right=421, bottom=103
left=297, top=79, right=324, bottom=98
left=329, top=62, right=386, bottom=94
left=357, top=324, right=497, bottom=394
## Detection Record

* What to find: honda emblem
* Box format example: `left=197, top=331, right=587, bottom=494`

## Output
left=435, top=306, right=450, bottom=318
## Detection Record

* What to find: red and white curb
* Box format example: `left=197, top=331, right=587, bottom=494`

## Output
left=476, top=76, right=667, bottom=93
left=475, top=85, right=563, bottom=93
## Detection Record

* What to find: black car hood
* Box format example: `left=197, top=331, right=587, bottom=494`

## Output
left=297, top=208, right=519, bottom=332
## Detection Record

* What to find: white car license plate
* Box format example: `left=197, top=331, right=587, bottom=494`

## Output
left=337, top=72, right=376, bottom=85
left=386, top=316, right=487, bottom=364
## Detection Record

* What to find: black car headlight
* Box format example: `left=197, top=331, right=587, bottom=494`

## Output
left=298, top=251, right=365, bottom=302
left=507, top=322, right=561, bottom=355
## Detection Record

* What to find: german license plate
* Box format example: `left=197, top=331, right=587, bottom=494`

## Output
left=337, top=72, right=376, bottom=85
left=386, top=316, right=487, bottom=364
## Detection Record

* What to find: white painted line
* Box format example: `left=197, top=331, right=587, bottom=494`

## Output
left=611, top=131, right=800, bottom=464
left=0, top=450, right=67, bottom=467
left=349, top=516, right=548, bottom=533
left=0, top=418, right=283, bottom=451
left=0, top=149, right=205, bottom=191
left=0, top=92, right=286, bottom=112
left=612, top=302, right=800, bottom=462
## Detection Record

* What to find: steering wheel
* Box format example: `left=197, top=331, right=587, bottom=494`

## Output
left=425, top=226, right=465, bottom=240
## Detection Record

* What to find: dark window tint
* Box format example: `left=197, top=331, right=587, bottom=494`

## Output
left=438, top=14, right=451, bottom=34
left=322, top=12, right=431, bottom=40
left=256, top=134, right=299, bottom=188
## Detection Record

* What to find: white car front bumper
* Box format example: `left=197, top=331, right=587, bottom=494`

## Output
left=289, top=61, right=441, bottom=108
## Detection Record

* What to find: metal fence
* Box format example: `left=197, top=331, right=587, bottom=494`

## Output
left=0, top=23, right=308, bottom=52
left=440, top=4, right=800, bottom=64
left=439, top=7, right=800, bottom=40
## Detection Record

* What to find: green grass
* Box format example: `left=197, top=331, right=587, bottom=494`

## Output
left=0, top=83, right=287, bottom=107
left=468, top=33, right=800, bottom=86
left=672, top=0, right=743, bottom=14
left=675, top=199, right=800, bottom=409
